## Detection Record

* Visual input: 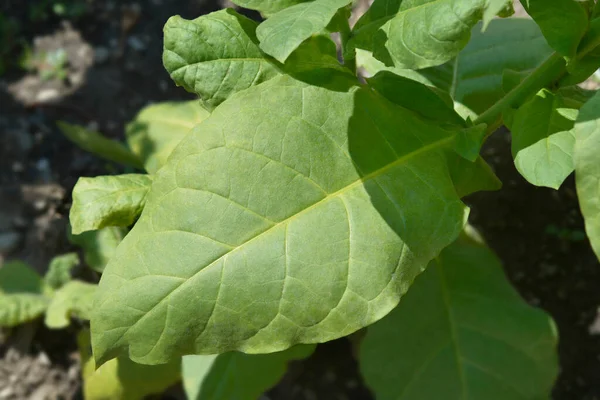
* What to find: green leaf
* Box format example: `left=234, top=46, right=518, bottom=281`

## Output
left=126, top=101, right=210, bottom=174
left=574, top=91, right=600, bottom=260
left=44, top=252, right=79, bottom=291
left=360, top=231, right=558, bottom=400
left=92, top=75, right=469, bottom=365
left=511, top=89, right=577, bottom=189
left=78, top=330, right=180, bottom=400
left=358, top=19, right=554, bottom=117
left=521, top=0, right=588, bottom=58
left=447, top=155, right=502, bottom=198
left=351, top=0, right=511, bottom=70
left=70, top=174, right=153, bottom=235
left=163, top=9, right=280, bottom=110
left=70, top=226, right=126, bottom=273
left=0, top=261, right=48, bottom=327
left=256, top=0, right=353, bottom=63
left=482, top=0, right=513, bottom=28
left=182, top=345, right=314, bottom=400
left=230, top=0, right=310, bottom=15
left=45, top=281, right=97, bottom=329
left=561, top=19, right=600, bottom=86
left=57, top=122, right=143, bottom=169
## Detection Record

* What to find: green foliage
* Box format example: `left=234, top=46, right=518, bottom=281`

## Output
left=45, top=281, right=97, bottom=329
left=230, top=0, right=310, bottom=15
left=0, top=262, right=49, bottom=327
left=182, top=345, right=314, bottom=400
left=360, top=230, right=558, bottom=399
left=70, top=174, right=152, bottom=234
left=44, top=252, right=79, bottom=291
left=70, top=226, right=126, bottom=273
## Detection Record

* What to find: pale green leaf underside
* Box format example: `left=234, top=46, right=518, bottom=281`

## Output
left=360, top=232, right=558, bottom=400
left=46, top=281, right=97, bottom=329
left=70, top=174, right=153, bottom=235
left=230, top=0, right=310, bottom=14
left=522, top=0, right=588, bottom=58
left=511, top=90, right=577, bottom=189
left=0, top=261, right=48, bottom=327
left=57, top=122, right=143, bottom=169
left=482, top=0, right=512, bottom=28
left=358, top=19, right=553, bottom=117
left=126, top=101, right=210, bottom=174
left=92, top=75, right=469, bottom=365
left=574, top=91, right=600, bottom=261
left=79, top=330, right=180, bottom=400
left=70, top=226, right=127, bottom=273
left=256, top=0, right=353, bottom=63
left=163, top=9, right=280, bottom=110
left=182, top=345, right=314, bottom=400
left=45, top=252, right=79, bottom=291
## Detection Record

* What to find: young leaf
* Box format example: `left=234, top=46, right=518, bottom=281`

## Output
left=182, top=345, right=314, bottom=400
left=70, top=174, right=153, bottom=235
left=482, top=0, right=513, bottom=29
left=256, top=0, right=353, bottom=63
left=70, top=226, right=126, bottom=273
left=78, top=330, right=180, bottom=400
left=511, top=90, right=577, bottom=189
left=351, top=0, right=513, bottom=70
left=92, top=76, right=469, bottom=365
left=521, top=0, right=588, bottom=58
left=44, top=252, right=79, bottom=291
left=57, top=122, right=144, bottom=169
left=0, top=261, right=49, bottom=327
left=126, top=101, right=210, bottom=174
left=574, top=91, right=600, bottom=260
left=360, top=232, right=558, bottom=400
left=230, top=0, right=310, bottom=15
left=45, top=281, right=97, bottom=329
left=446, top=155, right=502, bottom=198
left=163, top=9, right=280, bottom=110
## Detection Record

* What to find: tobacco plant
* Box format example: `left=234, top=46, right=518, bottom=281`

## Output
left=57, top=0, right=600, bottom=398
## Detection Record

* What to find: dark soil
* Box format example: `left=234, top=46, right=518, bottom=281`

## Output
left=1, top=1, right=599, bottom=399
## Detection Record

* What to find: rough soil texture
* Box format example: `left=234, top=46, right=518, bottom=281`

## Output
left=0, top=1, right=599, bottom=399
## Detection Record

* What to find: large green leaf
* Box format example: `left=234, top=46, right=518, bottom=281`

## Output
left=44, top=252, right=79, bottom=291
left=511, top=89, right=578, bottom=189
left=360, top=231, right=558, bottom=400
left=163, top=10, right=280, bottom=110
left=256, top=0, right=353, bottom=63
left=57, top=122, right=143, bottom=169
left=358, top=19, right=553, bottom=117
left=0, top=261, right=49, bottom=327
left=182, top=345, right=314, bottom=400
left=230, top=0, right=310, bottom=15
left=70, top=226, right=127, bottom=273
left=521, top=0, right=588, bottom=58
left=78, top=330, right=180, bottom=400
left=45, top=281, right=97, bottom=329
left=126, top=101, right=210, bottom=174
left=574, top=91, right=600, bottom=260
left=351, top=0, right=513, bottom=70
left=70, top=174, right=153, bottom=235
left=92, top=75, right=471, bottom=365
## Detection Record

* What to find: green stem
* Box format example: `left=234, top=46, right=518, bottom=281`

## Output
left=474, top=52, right=566, bottom=128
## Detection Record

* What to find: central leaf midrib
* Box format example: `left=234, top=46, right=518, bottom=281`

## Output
left=119, top=134, right=456, bottom=341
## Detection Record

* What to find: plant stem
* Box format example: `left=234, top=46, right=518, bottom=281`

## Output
left=474, top=52, right=566, bottom=128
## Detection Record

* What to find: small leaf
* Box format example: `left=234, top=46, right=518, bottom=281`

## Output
left=92, top=75, right=470, bottom=365
left=482, top=0, right=513, bottom=29
left=57, top=122, right=143, bottom=169
left=256, top=0, right=353, bottom=63
left=360, top=231, right=558, bottom=400
left=70, top=226, right=126, bottom=273
left=511, top=89, right=577, bottom=189
left=574, top=91, right=600, bottom=260
left=0, top=261, right=48, bottom=327
left=70, top=174, right=153, bottom=235
left=44, top=252, right=79, bottom=291
left=45, top=281, right=97, bottom=329
left=163, top=9, right=280, bottom=110
left=561, top=19, right=600, bottom=86
left=182, top=345, right=314, bottom=400
left=447, top=155, right=502, bottom=198
left=126, top=101, right=209, bottom=174
left=522, top=0, right=588, bottom=58
left=78, top=329, right=180, bottom=400
left=230, top=0, right=310, bottom=15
